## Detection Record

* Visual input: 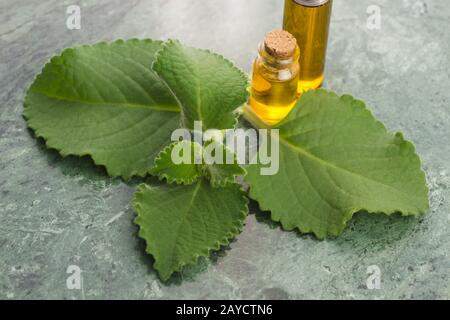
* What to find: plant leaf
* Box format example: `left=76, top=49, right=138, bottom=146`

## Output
left=150, top=141, right=203, bottom=185
left=23, top=39, right=180, bottom=179
left=202, top=141, right=247, bottom=188
left=245, top=90, right=429, bottom=239
left=133, top=180, right=248, bottom=281
left=153, top=40, right=249, bottom=130
left=151, top=140, right=246, bottom=187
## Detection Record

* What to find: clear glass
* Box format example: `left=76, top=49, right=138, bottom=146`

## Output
left=249, top=43, right=300, bottom=125
left=283, top=0, right=332, bottom=92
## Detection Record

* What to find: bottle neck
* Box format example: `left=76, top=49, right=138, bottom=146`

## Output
left=258, top=42, right=299, bottom=70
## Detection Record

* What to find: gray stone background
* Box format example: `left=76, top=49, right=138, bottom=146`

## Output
left=0, top=0, right=449, bottom=299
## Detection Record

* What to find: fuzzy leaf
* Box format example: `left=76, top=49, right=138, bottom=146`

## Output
left=202, top=141, right=247, bottom=187
left=133, top=180, right=248, bottom=281
left=153, top=40, right=249, bottom=130
left=23, top=39, right=180, bottom=179
left=245, top=90, right=429, bottom=239
left=150, top=140, right=246, bottom=187
left=24, top=39, right=249, bottom=179
left=150, top=141, right=203, bottom=185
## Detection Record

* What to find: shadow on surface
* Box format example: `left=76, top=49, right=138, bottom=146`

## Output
left=132, top=177, right=236, bottom=286
left=137, top=236, right=234, bottom=286
left=333, top=211, right=422, bottom=252
left=29, top=129, right=123, bottom=187
left=250, top=196, right=422, bottom=250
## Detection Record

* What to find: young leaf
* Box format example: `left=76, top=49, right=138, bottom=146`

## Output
left=245, top=90, right=429, bottom=239
left=23, top=39, right=180, bottom=179
left=153, top=40, right=249, bottom=130
left=150, top=140, right=246, bottom=187
left=202, top=141, right=247, bottom=188
left=133, top=180, right=248, bottom=281
left=150, top=141, right=203, bottom=185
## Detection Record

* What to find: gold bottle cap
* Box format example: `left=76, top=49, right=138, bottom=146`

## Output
left=263, top=30, right=297, bottom=59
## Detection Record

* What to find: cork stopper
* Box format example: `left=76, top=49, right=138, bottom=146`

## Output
left=263, top=30, right=297, bottom=59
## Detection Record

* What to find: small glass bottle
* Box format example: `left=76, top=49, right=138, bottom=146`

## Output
left=249, top=30, right=300, bottom=125
left=283, top=0, right=333, bottom=92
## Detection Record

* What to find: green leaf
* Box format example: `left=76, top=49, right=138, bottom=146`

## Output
left=245, top=90, right=429, bottom=239
left=150, top=140, right=246, bottom=187
left=24, top=39, right=249, bottom=179
left=152, top=40, right=249, bottom=130
left=150, top=140, right=203, bottom=185
left=202, top=141, right=247, bottom=188
left=133, top=180, right=248, bottom=281
left=23, top=39, right=180, bottom=179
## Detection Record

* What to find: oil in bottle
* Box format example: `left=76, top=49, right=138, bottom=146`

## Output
left=249, top=30, right=300, bottom=125
left=283, top=0, right=332, bottom=92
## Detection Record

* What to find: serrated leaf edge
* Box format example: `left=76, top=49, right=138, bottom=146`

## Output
left=206, top=165, right=247, bottom=189
left=152, top=39, right=250, bottom=130
left=246, top=89, right=429, bottom=239
left=22, top=38, right=175, bottom=180
left=133, top=181, right=249, bottom=281
left=203, top=142, right=248, bottom=188
left=149, top=142, right=201, bottom=185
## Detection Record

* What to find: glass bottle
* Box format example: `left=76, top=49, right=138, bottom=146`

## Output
left=283, top=0, right=333, bottom=92
left=249, top=30, right=300, bottom=125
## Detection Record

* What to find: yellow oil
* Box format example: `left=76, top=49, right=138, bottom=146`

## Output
left=283, top=0, right=332, bottom=92
left=249, top=51, right=300, bottom=125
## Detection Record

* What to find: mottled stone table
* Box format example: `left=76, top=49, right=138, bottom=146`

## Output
left=0, top=0, right=449, bottom=299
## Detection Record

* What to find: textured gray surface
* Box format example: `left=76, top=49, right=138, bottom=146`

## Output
left=0, top=0, right=449, bottom=299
